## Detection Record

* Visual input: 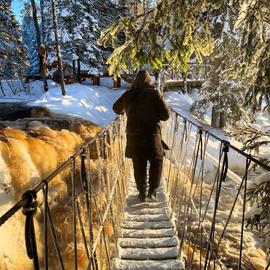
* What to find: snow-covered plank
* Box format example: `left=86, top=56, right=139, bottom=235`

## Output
left=114, top=176, right=183, bottom=270
left=119, top=246, right=179, bottom=260
left=124, top=213, right=170, bottom=222
left=122, top=220, right=173, bottom=229
left=122, top=228, right=175, bottom=238
left=125, top=206, right=172, bottom=216
left=125, top=200, right=168, bottom=209
left=112, top=259, right=184, bottom=270
left=119, top=236, right=179, bottom=248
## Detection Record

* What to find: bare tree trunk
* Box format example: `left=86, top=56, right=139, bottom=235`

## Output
left=211, top=106, right=220, bottom=128
left=31, top=0, right=41, bottom=46
left=30, top=0, right=42, bottom=76
left=183, top=74, right=187, bottom=93
left=219, top=111, right=226, bottom=128
left=31, top=0, right=49, bottom=91
left=39, top=0, right=46, bottom=41
left=51, top=0, right=66, bottom=96
left=72, top=60, right=77, bottom=82
left=77, top=58, right=81, bottom=83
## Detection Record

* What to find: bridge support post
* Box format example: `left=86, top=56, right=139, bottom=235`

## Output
left=22, top=190, right=39, bottom=270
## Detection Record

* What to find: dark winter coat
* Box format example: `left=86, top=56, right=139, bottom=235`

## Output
left=113, top=86, right=170, bottom=159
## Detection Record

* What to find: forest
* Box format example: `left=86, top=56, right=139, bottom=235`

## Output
left=0, top=0, right=270, bottom=269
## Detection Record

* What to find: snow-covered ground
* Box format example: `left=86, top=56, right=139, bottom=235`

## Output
left=0, top=78, right=129, bottom=127
left=0, top=79, right=53, bottom=102
left=28, top=78, right=128, bottom=127
left=2, top=78, right=269, bottom=139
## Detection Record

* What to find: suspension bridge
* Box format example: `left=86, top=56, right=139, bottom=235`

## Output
left=0, top=110, right=270, bottom=270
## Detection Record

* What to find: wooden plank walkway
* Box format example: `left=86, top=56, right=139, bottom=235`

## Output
left=113, top=177, right=184, bottom=270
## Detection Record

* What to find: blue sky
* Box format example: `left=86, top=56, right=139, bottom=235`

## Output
left=11, top=0, right=27, bottom=23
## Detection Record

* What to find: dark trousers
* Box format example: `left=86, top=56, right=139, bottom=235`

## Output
left=132, top=158, right=163, bottom=195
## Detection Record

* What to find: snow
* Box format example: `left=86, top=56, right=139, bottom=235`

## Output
left=235, top=1, right=251, bottom=29
left=72, top=53, right=79, bottom=60
left=254, top=109, right=270, bottom=132
left=89, top=15, right=98, bottom=24
left=74, top=32, right=83, bottom=40
left=88, top=67, right=100, bottom=75
left=60, top=8, right=70, bottom=17
left=113, top=259, right=182, bottom=270
left=0, top=77, right=128, bottom=127
left=120, top=246, right=178, bottom=260
left=164, top=90, right=246, bottom=175
left=28, top=78, right=130, bottom=127
left=62, top=30, right=71, bottom=43
left=163, top=90, right=268, bottom=269
left=0, top=80, right=53, bottom=102
left=0, top=155, right=13, bottom=216
left=1, top=78, right=269, bottom=166
left=215, top=15, right=223, bottom=23
left=49, top=31, right=55, bottom=42
left=119, top=236, right=179, bottom=248
left=47, top=58, right=98, bottom=76
left=255, top=172, right=270, bottom=185
left=114, top=175, right=184, bottom=270
left=65, top=60, right=98, bottom=73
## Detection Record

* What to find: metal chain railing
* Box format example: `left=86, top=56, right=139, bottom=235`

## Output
left=0, top=115, right=131, bottom=270
left=163, top=108, right=270, bottom=270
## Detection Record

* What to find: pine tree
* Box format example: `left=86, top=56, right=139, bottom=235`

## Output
left=0, top=0, right=28, bottom=79
left=228, top=122, right=270, bottom=242
left=98, top=0, right=215, bottom=77
left=191, top=3, right=250, bottom=127
left=39, top=0, right=46, bottom=42
left=228, top=1, right=270, bottom=239
left=234, top=0, right=270, bottom=112
left=22, top=2, right=39, bottom=75
left=44, top=0, right=124, bottom=72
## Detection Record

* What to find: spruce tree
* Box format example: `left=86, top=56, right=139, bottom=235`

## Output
left=98, top=0, right=215, bottom=77
left=44, top=0, right=124, bottom=71
left=191, top=3, right=250, bottom=127
left=22, top=2, right=39, bottom=75
left=234, top=0, right=270, bottom=112
left=0, top=0, right=28, bottom=79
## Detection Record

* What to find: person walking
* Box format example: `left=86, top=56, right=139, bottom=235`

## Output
left=113, top=70, right=170, bottom=202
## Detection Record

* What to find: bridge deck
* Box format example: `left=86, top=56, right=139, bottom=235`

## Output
left=113, top=177, right=184, bottom=270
